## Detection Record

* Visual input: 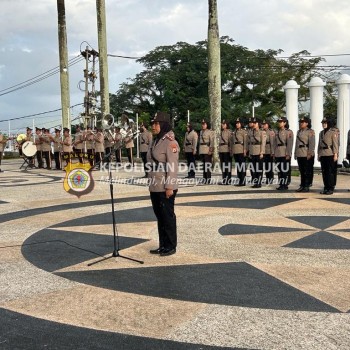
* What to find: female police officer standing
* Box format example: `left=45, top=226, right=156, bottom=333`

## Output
left=147, top=112, right=179, bottom=256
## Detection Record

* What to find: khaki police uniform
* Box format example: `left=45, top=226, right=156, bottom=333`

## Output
left=62, top=134, right=73, bottom=168
left=85, top=131, right=95, bottom=167
left=0, top=133, right=6, bottom=172
left=104, top=133, right=114, bottom=164
left=248, top=128, right=266, bottom=187
left=147, top=130, right=179, bottom=253
left=34, top=130, right=43, bottom=168
left=74, top=130, right=85, bottom=163
left=295, top=127, right=315, bottom=190
left=53, top=133, right=62, bottom=170
left=94, top=131, right=104, bottom=169
left=140, top=129, right=153, bottom=176
left=263, top=128, right=275, bottom=184
left=274, top=128, right=294, bottom=188
left=41, top=133, right=52, bottom=169
left=318, top=126, right=339, bottom=193
left=219, top=128, right=232, bottom=184
left=114, top=131, right=122, bottom=164
left=230, top=127, right=247, bottom=186
left=199, top=128, right=214, bottom=183
left=124, top=128, right=134, bottom=166
left=183, top=129, right=198, bottom=178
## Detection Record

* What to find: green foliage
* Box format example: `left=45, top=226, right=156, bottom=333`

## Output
left=110, top=37, right=335, bottom=135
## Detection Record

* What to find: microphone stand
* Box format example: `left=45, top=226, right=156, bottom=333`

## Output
left=88, top=164, right=144, bottom=266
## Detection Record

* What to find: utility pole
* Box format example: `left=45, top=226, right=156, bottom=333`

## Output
left=208, top=0, right=221, bottom=164
left=57, top=0, right=71, bottom=129
left=96, top=0, right=110, bottom=117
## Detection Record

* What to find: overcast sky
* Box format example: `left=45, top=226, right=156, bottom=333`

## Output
left=1, top=0, right=350, bottom=132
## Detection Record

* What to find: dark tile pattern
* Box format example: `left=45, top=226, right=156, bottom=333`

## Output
left=21, top=229, right=148, bottom=272
left=0, top=308, right=240, bottom=350
left=219, top=224, right=312, bottom=236
left=283, top=231, right=350, bottom=250
left=57, top=262, right=338, bottom=313
left=178, top=198, right=304, bottom=209
left=287, top=216, right=349, bottom=230
left=51, top=207, right=155, bottom=228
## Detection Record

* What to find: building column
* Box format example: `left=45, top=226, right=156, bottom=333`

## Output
left=283, top=80, right=300, bottom=166
left=336, top=74, right=350, bottom=164
left=308, top=77, right=326, bottom=166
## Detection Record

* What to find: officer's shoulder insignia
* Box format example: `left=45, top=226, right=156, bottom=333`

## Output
left=164, top=133, right=174, bottom=141
left=170, top=143, right=177, bottom=153
left=310, top=130, right=315, bottom=136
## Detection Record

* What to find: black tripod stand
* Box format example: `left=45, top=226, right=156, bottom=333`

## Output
left=88, top=165, right=144, bottom=266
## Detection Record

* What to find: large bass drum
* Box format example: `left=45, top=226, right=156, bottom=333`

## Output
left=22, top=141, right=37, bottom=157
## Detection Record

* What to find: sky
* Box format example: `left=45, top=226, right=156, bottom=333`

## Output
left=1, top=0, right=350, bottom=133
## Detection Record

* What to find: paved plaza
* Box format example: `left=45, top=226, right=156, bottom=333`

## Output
left=0, top=158, right=350, bottom=349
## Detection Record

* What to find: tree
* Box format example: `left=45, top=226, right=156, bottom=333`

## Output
left=110, top=37, right=331, bottom=140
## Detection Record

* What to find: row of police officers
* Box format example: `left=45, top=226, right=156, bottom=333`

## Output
left=183, top=116, right=341, bottom=194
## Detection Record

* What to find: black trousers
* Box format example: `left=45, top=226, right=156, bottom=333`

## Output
left=233, top=153, right=246, bottom=185
left=53, top=151, right=62, bottom=170
left=95, top=152, right=104, bottom=168
left=297, top=156, right=314, bottom=187
left=115, top=148, right=121, bottom=164
left=275, top=157, right=290, bottom=186
left=219, top=152, right=232, bottom=182
left=76, top=149, right=84, bottom=163
left=263, top=154, right=274, bottom=184
left=320, top=156, right=337, bottom=191
left=87, top=149, right=95, bottom=167
left=200, top=154, right=212, bottom=181
left=36, top=151, right=43, bottom=168
left=62, top=152, right=72, bottom=168
left=150, top=191, right=177, bottom=250
left=185, top=152, right=196, bottom=177
left=42, top=151, right=51, bottom=169
left=141, top=151, right=148, bottom=175
left=250, top=155, right=263, bottom=185
left=104, top=147, right=111, bottom=163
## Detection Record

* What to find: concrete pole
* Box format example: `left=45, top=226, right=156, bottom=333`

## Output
left=283, top=80, right=300, bottom=166
left=336, top=74, right=350, bottom=163
left=96, top=0, right=110, bottom=117
left=208, top=0, right=221, bottom=165
left=308, top=77, right=326, bottom=166
left=57, top=0, right=71, bottom=130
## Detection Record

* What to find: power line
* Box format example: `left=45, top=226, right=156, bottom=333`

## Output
left=0, top=103, right=84, bottom=123
left=0, top=57, right=84, bottom=97
left=108, top=53, right=140, bottom=59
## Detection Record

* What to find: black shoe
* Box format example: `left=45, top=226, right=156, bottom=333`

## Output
left=277, top=185, right=288, bottom=190
left=150, top=247, right=164, bottom=254
left=320, top=190, right=328, bottom=194
left=160, top=248, right=176, bottom=257
left=252, top=184, right=261, bottom=188
left=301, top=187, right=309, bottom=192
left=325, top=190, right=333, bottom=195
left=296, top=187, right=304, bottom=192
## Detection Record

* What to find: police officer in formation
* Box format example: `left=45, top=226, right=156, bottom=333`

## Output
left=41, top=129, right=52, bottom=169
left=61, top=127, right=73, bottom=168
left=261, top=120, right=275, bottom=184
left=274, top=117, right=294, bottom=190
left=34, top=127, right=43, bottom=168
left=219, top=120, right=232, bottom=184
left=318, top=117, right=339, bottom=195
left=147, top=112, right=179, bottom=257
left=183, top=123, right=198, bottom=179
left=248, top=117, right=266, bottom=188
left=294, top=117, right=315, bottom=192
left=230, top=118, right=247, bottom=186
left=52, top=128, right=62, bottom=170
left=199, top=120, right=214, bottom=184
left=139, top=122, right=153, bottom=177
